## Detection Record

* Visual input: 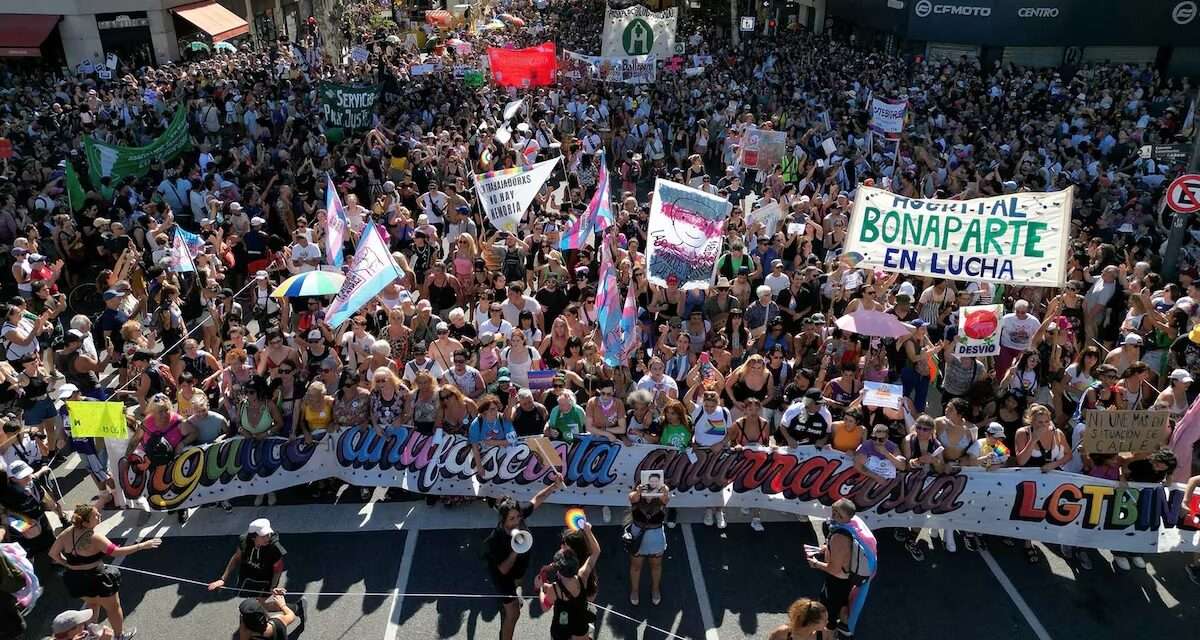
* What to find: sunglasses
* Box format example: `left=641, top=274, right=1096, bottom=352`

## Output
left=278, top=369, right=294, bottom=374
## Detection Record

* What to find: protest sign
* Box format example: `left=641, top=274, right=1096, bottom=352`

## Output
left=601, top=4, right=677, bottom=58
left=746, top=202, right=782, bottom=237
left=863, top=382, right=902, bottom=409
left=844, top=186, right=1072, bottom=287
left=325, top=223, right=404, bottom=327
left=473, top=158, right=558, bottom=233
left=116, top=428, right=1200, bottom=553
left=66, top=402, right=128, bottom=439
left=83, top=107, right=191, bottom=185
left=740, top=127, right=787, bottom=170
left=562, top=50, right=656, bottom=84
left=644, top=179, right=731, bottom=290
left=952, top=304, right=1004, bottom=356
left=1083, top=410, right=1171, bottom=454
left=409, top=63, right=439, bottom=76
left=319, top=83, right=380, bottom=130
left=487, top=42, right=557, bottom=87
left=869, top=96, right=907, bottom=139
left=350, top=46, right=370, bottom=63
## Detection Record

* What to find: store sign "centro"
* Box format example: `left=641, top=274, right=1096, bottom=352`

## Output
left=913, top=1, right=991, bottom=17
left=1018, top=7, right=1060, bottom=17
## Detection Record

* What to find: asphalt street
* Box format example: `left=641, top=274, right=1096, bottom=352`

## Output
left=14, top=489, right=1200, bottom=640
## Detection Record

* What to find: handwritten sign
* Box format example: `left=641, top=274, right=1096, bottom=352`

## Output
left=66, top=401, right=129, bottom=439
left=1082, top=410, right=1169, bottom=454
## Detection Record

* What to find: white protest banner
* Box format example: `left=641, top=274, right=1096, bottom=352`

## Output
left=740, top=126, right=788, bottom=171
left=844, top=186, right=1072, bottom=287
left=863, top=381, right=902, bottom=409
left=952, top=304, right=1004, bottom=356
left=409, top=63, right=439, bottom=76
left=325, top=223, right=405, bottom=327
left=473, top=158, right=558, bottom=233
left=869, top=96, right=907, bottom=139
left=1083, top=410, right=1171, bottom=454
left=562, top=50, right=657, bottom=84
left=105, top=53, right=118, bottom=70
left=821, top=137, right=838, bottom=157
left=601, top=4, right=677, bottom=59
left=746, top=202, right=782, bottom=237
left=644, top=179, right=730, bottom=290
left=115, top=429, right=1200, bottom=553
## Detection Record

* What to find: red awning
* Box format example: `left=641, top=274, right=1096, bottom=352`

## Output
left=172, top=1, right=249, bottom=42
left=0, top=14, right=60, bottom=58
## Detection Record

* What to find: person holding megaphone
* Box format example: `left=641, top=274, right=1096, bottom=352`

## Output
left=483, top=471, right=565, bottom=640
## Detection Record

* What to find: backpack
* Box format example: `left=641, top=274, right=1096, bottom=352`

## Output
left=147, top=363, right=179, bottom=400
left=145, top=431, right=175, bottom=466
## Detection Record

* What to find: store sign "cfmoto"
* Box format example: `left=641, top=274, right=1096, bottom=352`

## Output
left=913, top=1, right=991, bottom=18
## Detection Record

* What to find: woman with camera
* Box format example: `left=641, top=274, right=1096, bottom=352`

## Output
left=626, top=473, right=669, bottom=606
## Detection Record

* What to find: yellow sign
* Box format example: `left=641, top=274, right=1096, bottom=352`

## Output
left=66, top=401, right=129, bottom=439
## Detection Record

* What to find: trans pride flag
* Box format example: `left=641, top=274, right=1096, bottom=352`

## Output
left=325, top=174, right=349, bottom=267
left=560, top=151, right=613, bottom=251
left=595, top=239, right=636, bottom=367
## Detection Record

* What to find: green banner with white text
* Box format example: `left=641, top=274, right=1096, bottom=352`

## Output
left=83, top=107, right=192, bottom=185
left=319, top=83, right=381, bottom=130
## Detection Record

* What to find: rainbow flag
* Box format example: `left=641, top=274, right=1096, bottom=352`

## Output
left=325, top=174, right=349, bottom=267
left=560, top=151, right=612, bottom=251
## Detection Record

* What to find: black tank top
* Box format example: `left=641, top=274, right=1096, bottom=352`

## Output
left=22, top=374, right=49, bottom=408
left=182, top=351, right=214, bottom=381
left=550, top=575, right=589, bottom=633
left=427, top=279, right=457, bottom=311
left=511, top=404, right=546, bottom=437
left=58, top=351, right=98, bottom=391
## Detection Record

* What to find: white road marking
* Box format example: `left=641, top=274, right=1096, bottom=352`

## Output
left=980, top=550, right=1054, bottom=640
left=383, top=528, right=420, bottom=640
left=110, top=521, right=169, bottom=567
left=681, top=524, right=721, bottom=640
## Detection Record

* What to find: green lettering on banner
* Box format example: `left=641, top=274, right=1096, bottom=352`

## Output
left=902, top=213, right=922, bottom=247
left=1024, top=221, right=1048, bottom=257
left=83, top=107, right=192, bottom=185
left=960, top=218, right=982, bottom=253
left=983, top=218, right=1006, bottom=255
left=1108, top=488, right=1139, bottom=528
left=942, top=216, right=962, bottom=248
left=1005, top=219, right=1028, bottom=255
left=860, top=206, right=881, bottom=242
left=919, top=215, right=942, bottom=249
left=881, top=210, right=901, bottom=243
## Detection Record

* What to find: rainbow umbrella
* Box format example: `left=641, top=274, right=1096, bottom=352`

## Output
left=271, top=271, right=345, bottom=298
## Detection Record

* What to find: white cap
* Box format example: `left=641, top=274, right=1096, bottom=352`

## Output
left=248, top=518, right=273, bottom=537
left=1170, top=368, right=1194, bottom=384
left=250, top=216, right=266, bottom=226
left=8, top=460, right=33, bottom=480
left=55, top=383, right=80, bottom=400
left=898, top=281, right=916, bottom=297
left=1123, top=334, right=1143, bottom=346
left=229, top=202, right=244, bottom=212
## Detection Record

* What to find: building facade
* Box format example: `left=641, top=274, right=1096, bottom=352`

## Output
left=825, top=0, right=1200, bottom=76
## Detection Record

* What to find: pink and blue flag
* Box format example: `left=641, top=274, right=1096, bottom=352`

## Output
left=560, top=151, right=613, bottom=251
left=595, top=240, right=624, bottom=367
left=325, top=174, right=349, bottom=267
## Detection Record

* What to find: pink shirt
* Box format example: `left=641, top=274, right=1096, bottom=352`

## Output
left=143, top=412, right=185, bottom=448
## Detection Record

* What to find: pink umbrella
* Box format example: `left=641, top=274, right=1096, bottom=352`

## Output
left=835, top=310, right=913, bottom=339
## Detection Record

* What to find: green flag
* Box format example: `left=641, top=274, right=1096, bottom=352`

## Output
left=83, top=107, right=192, bottom=185
left=64, top=161, right=86, bottom=212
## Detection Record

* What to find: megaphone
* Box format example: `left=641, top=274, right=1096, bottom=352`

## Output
left=510, top=529, right=533, bottom=554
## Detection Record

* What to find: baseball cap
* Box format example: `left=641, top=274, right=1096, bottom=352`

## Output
left=52, top=609, right=93, bottom=634
left=898, top=281, right=916, bottom=297
left=102, top=289, right=124, bottom=300
left=397, top=290, right=414, bottom=304
left=8, top=460, right=33, bottom=480
left=911, top=319, right=929, bottom=328
left=239, top=599, right=269, bottom=632
left=436, top=321, right=449, bottom=332
left=255, top=270, right=269, bottom=280
left=986, top=422, right=1006, bottom=437
left=307, top=329, right=323, bottom=341
left=804, top=388, right=823, bottom=402
left=29, top=253, right=45, bottom=263
left=54, top=383, right=80, bottom=400
left=250, top=216, right=266, bottom=226
left=247, top=518, right=273, bottom=537
left=1123, top=334, right=1143, bottom=346
left=1169, top=369, right=1194, bottom=384
left=497, top=367, right=512, bottom=382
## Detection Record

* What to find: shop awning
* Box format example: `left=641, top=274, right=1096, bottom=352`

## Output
left=172, top=1, right=249, bottom=42
left=0, top=14, right=60, bottom=58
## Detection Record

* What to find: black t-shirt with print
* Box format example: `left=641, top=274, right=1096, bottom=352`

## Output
left=238, top=534, right=287, bottom=585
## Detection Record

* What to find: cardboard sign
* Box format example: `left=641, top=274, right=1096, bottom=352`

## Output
left=863, top=381, right=902, bottom=409
left=1083, top=410, right=1170, bottom=454
left=525, top=435, right=564, bottom=469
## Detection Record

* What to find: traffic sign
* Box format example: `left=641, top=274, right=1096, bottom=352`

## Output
left=1166, top=173, right=1200, bottom=214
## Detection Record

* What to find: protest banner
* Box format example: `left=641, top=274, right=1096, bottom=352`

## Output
left=739, top=127, right=788, bottom=171
left=473, top=158, right=558, bottom=233
left=1083, top=410, right=1171, bottom=454
left=844, top=186, right=1072, bottom=287
left=319, top=83, right=380, bottom=130
left=601, top=4, right=678, bottom=58
left=66, top=402, right=128, bottom=439
left=487, top=42, right=557, bottom=88
left=115, top=428, right=1200, bottom=553
left=562, top=50, right=657, bottom=84
left=83, top=107, right=191, bottom=185
left=863, top=382, right=902, bottom=409
left=644, top=179, right=731, bottom=290
left=952, top=304, right=1004, bottom=356
left=869, top=96, right=907, bottom=139
left=325, top=222, right=404, bottom=327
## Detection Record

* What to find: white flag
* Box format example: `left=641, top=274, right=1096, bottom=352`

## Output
left=473, top=158, right=559, bottom=234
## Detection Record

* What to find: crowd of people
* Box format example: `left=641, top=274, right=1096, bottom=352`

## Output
left=2, top=0, right=1200, bottom=638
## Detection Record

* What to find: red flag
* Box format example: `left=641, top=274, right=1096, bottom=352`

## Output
left=487, top=43, right=557, bottom=88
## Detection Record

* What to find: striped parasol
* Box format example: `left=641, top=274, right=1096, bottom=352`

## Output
left=271, top=271, right=345, bottom=298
